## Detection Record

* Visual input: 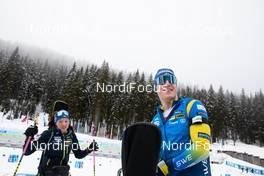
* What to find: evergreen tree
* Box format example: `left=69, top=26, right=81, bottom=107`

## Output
left=0, top=45, right=263, bottom=143
left=238, top=89, right=248, bottom=143
left=215, top=86, right=228, bottom=141
left=205, top=85, right=218, bottom=142
left=226, top=92, right=239, bottom=145
left=254, top=90, right=264, bottom=146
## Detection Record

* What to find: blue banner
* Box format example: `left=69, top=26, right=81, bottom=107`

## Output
left=75, top=161, right=84, bottom=169
left=226, top=160, right=264, bottom=175
left=8, top=154, right=19, bottom=163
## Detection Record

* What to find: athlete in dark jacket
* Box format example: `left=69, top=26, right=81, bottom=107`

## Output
left=23, top=110, right=98, bottom=176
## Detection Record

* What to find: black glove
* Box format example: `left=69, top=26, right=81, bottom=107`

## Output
left=88, top=141, right=99, bottom=152
left=24, top=125, right=38, bottom=137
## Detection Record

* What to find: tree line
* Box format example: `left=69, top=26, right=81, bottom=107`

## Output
left=0, top=47, right=263, bottom=145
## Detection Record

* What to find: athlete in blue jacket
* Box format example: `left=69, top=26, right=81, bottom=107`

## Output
left=152, top=68, right=212, bottom=176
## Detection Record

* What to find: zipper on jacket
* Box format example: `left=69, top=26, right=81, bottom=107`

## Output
left=163, top=125, right=168, bottom=159
left=162, top=100, right=181, bottom=160
left=60, top=129, right=72, bottom=166
left=46, top=159, right=51, bottom=166
left=60, top=137, right=66, bottom=165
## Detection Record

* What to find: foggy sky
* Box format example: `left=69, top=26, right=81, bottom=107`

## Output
left=0, top=0, right=263, bottom=94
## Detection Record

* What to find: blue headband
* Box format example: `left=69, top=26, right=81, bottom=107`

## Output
left=54, top=110, right=70, bottom=124
left=154, top=68, right=177, bottom=85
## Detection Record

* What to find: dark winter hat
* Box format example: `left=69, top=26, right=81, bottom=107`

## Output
left=154, top=68, right=177, bottom=85
left=54, top=110, right=70, bottom=124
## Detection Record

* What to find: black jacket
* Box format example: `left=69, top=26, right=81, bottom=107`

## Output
left=23, top=126, right=90, bottom=174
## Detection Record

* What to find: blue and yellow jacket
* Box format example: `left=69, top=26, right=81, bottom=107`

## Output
left=152, top=97, right=211, bottom=175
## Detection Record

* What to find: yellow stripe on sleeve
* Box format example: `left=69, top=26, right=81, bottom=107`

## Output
left=187, top=100, right=197, bottom=117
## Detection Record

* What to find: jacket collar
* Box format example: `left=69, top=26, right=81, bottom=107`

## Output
left=52, top=125, right=74, bottom=136
left=157, top=97, right=183, bottom=123
left=158, top=97, right=182, bottom=111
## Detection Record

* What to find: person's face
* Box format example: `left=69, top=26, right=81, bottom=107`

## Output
left=157, top=80, right=177, bottom=101
left=56, top=118, right=70, bottom=134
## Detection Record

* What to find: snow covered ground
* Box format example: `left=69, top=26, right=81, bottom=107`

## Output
left=0, top=112, right=264, bottom=176
left=0, top=146, right=121, bottom=176
left=212, top=141, right=264, bottom=160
